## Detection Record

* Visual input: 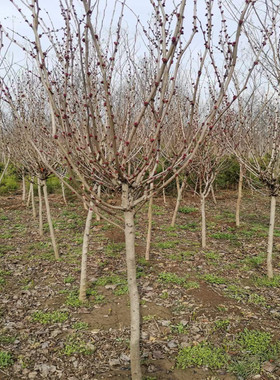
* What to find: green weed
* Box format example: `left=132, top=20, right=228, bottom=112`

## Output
left=177, top=343, right=229, bottom=370
left=32, top=310, right=68, bottom=324
left=105, top=242, right=125, bottom=257
left=156, top=241, right=180, bottom=249
left=65, top=290, right=83, bottom=308
left=0, top=351, right=13, bottom=368
left=253, top=275, right=280, bottom=287
left=72, top=321, right=89, bottom=330
left=158, top=272, right=188, bottom=285
left=63, top=334, right=95, bottom=356
left=0, top=335, right=16, bottom=344
left=211, top=232, right=236, bottom=240
left=171, top=322, right=188, bottom=334
left=178, top=206, right=198, bottom=214
left=203, top=274, right=227, bottom=284
left=113, top=284, right=128, bottom=296
left=64, top=276, right=75, bottom=284
left=214, top=319, right=230, bottom=330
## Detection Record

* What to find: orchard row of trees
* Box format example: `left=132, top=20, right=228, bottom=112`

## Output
left=1, top=1, right=280, bottom=379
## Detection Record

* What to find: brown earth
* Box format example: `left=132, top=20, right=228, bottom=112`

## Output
left=0, top=190, right=280, bottom=379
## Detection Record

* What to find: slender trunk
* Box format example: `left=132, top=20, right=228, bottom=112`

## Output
left=145, top=184, right=154, bottom=261
left=61, top=181, right=67, bottom=205
left=0, top=156, right=10, bottom=184
left=163, top=187, right=167, bottom=205
left=122, top=184, right=142, bottom=380
left=22, top=170, right=26, bottom=201
left=175, top=175, right=180, bottom=194
left=31, top=180, right=36, bottom=218
left=42, top=179, right=59, bottom=260
left=210, top=185, right=217, bottom=205
left=171, top=177, right=187, bottom=227
left=236, top=163, right=244, bottom=227
left=27, top=184, right=32, bottom=207
left=267, top=195, right=276, bottom=279
left=79, top=202, right=94, bottom=301
left=162, top=163, right=167, bottom=205
left=95, top=185, right=101, bottom=221
left=37, top=178, right=43, bottom=237
left=82, top=184, right=88, bottom=210
left=201, top=194, right=206, bottom=249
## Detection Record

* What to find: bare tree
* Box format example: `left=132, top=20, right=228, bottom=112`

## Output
left=1, top=0, right=257, bottom=378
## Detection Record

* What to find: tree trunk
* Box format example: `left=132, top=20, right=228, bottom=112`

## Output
left=171, top=177, right=187, bottom=227
left=82, top=184, right=88, bottom=210
left=22, top=170, right=26, bottom=201
left=162, top=187, right=167, bottom=205
left=267, top=195, right=276, bottom=279
left=37, top=177, right=43, bottom=236
left=42, top=179, right=59, bottom=259
left=210, top=185, right=217, bottom=205
left=26, top=184, right=32, bottom=207
left=79, top=202, right=94, bottom=301
left=95, top=185, right=101, bottom=221
left=0, top=156, right=10, bottom=184
left=201, top=194, right=206, bottom=248
left=236, top=163, right=244, bottom=227
left=31, top=180, right=36, bottom=218
left=61, top=181, right=67, bottom=205
left=145, top=184, right=154, bottom=261
left=122, top=184, right=142, bottom=380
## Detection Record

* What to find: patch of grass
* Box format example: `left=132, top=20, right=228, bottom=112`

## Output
left=224, top=285, right=248, bottom=302
left=62, top=334, right=95, bottom=356
left=0, top=245, right=14, bottom=256
left=178, top=222, right=198, bottom=231
left=205, top=252, right=220, bottom=261
left=72, top=321, right=89, bottom=330
left=143, top=315, right=156, bottom=322
left=248, top=293, right=266, bottom=306
left=243, top=254, right=265, bottom=268
left=178, top=206, right=198, bottom=214
left=238, top=328, right=274, bottom=356
left=214, top=319, right=230, bottom=330
left=177, top=343, right=229, bottom=370
left=64, top=276, right=75, bottom=284
left=0, top=335, right=16, bottom=344
left=0, top=351, right=13, bottom=368
left=158, top=272, right=188, bottom=285
left=155, top=241, right=180, bottom=249
left=210, top=232, right=236, bottom=240
left=105, top=242, right=125, bottom=257
left=152, top=204, right=165, bottom=215
left=113, top=284, right=128, bottom=295
left=0, top=214, right=8, bottom=220
left=0, top=175, right=19, bottom=194
left=32, top=310, right=68, bottom=324
left=181, top=251, right=196, bottom=258
left=94, top=274, right=126, bottom=287
left=203, top=274, right=227, bottom=285
left=171, top=322, right=188, bottom=334
left=162, top=225, right=176, bottom=232
left=65, top=290, right=83, bottom=308
left=253, top=275, right=280, bottom=287
left=0, top=233, right=13, bottom=239
left=184, top=281, right=200, bottom=290
left=168, top=253, right=182, bottom=261
left=229, top=357, right=261, bottom=378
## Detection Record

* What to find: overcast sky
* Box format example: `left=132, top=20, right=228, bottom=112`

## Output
left=0, top=0, right=255, bottom=72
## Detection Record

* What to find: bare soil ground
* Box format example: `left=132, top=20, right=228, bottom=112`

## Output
left=1, top=190, right=280, bottom=379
